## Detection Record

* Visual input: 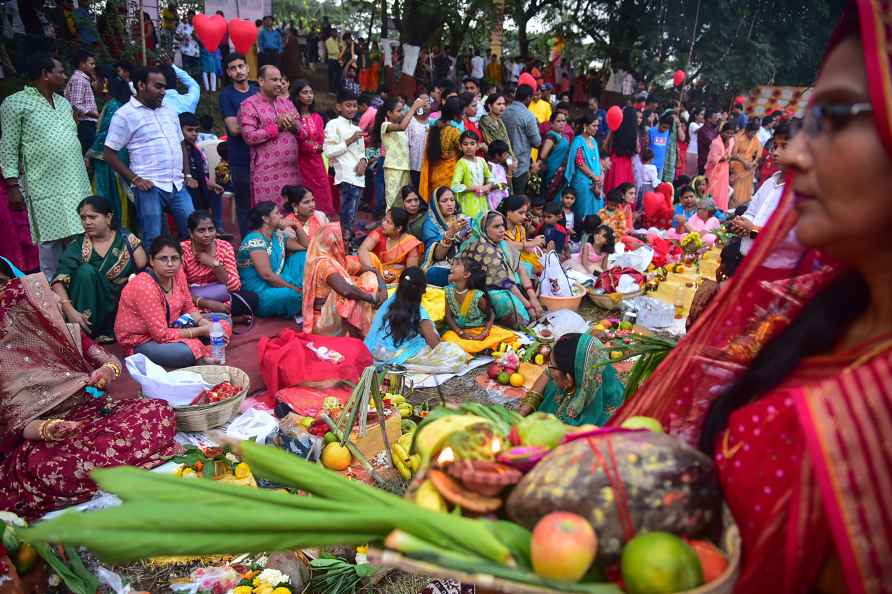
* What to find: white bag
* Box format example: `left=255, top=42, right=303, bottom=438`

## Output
left=226, top=408, right=280, bottom=443
left=125, top=354, right=210, bottom=407
left=538, top=251, right=573, bottom=297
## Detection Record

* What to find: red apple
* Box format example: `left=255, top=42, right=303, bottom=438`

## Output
left=487, top=363, right=503, bottom=380
left=531, top=512, right=598, bottom=582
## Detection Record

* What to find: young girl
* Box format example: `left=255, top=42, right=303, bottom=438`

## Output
left=451, top=130, right=494, bottom=219
left=563, top=221, right=615, bottom=277
left=560, top=189, right=579, bottom=242
left=444, top=256, right=495, bottom=342
left=598, top=188, right=629, bottom=240
left=486, top=140, right=511, bottom=211
left=372, top=95, right=427, bottom=209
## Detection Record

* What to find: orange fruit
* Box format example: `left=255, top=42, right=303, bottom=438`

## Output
left=509, top=372, right=525, bottom=387
left=321, top=443, right=352, bottom=470
left=685, top=539, right=728, bottom=583
left=621, top=532, right=702, bottom=593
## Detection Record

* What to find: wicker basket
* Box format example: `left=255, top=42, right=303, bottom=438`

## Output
left=587, top=289, right=642, bottom=310
left=367, top=506, right=740, bottom=594
left=155, top=365, right=249, bottom=432
left=539, top=284, right=586, bottom=312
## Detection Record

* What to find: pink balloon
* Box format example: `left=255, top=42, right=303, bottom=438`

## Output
left=606, top=105, right=623, bottom=132
left=517, top=72, right=538, bottom=92
left=673, top=69, right=686, bottom=87
left=735, top=95, right=747, bottom=106
left=192, top=13, right=227, bottom=52
left=228, top=19, right=259, bottom=55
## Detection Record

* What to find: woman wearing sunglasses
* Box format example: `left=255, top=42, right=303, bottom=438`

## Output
left=610, top=3, right=892, bottom=592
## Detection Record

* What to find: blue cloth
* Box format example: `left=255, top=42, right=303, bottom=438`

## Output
left=488, top=289, right=530, bottom=325
left=200, top=47, right=222, bottom=74
left=564, top=135, right=602, bottom=220
left=0, top=256, right=24, bottom=278
left=594, top=108, right=608, bottom=142
left=259, top=27, right=283, bottom=53
left=674, top=204, right=697, bottom=220
left=364, top=295, right=430, bottom=364
left=339, top=182, right=364, bottom=239
left=543, top=130, right=570, bottom=191
left=133, top=185, right=195, bottom=248
left=502, top=102, right=541, bottom=177
left=648, top=126, right=670, bottom=178
left=161, top=65, right=201, bottom=115
left=237, top=231, right=303, bottom=318
left=218, top=83, right=259, bottom=167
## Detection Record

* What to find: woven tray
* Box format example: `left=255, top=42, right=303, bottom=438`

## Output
left=167, top=365, right=249, bottom=432
left=368, top=507, right=740, bottom=594
left=587, top=289, right=642, bottom=311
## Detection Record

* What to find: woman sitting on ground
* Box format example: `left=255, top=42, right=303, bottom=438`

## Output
left=181, top=210, right=259, bottom=323
left=460, top=211, right=544, bottom=327
left=365, top=267, right=467, bottom=369
left=420, top=186, right=472, bottom=286
left=0, top=258, right=178, bottom=520
left=115, top=237, right=231, bottom=368
left=401, top=186, right=427, bottom=241
left=282, top=184, right=329, bottom=245
left=358, top=207, right=423, bottom=284
left=520, top=332, right=624, bottom=426
left=52, top=196, right=146, bottom=343
left=502, top=195, right=545, bottom=276
left=303, top=223, right=387, bottom=337
left=237, top=202, right=304, bottom=319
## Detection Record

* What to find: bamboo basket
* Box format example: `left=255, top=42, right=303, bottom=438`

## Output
left=368, top=506, right=739, bottom=594
left=587, top=288, right=642, bottom=310
left=142, top=365, right=249, bottom=432
left=539, top=284, right=587, bottom=312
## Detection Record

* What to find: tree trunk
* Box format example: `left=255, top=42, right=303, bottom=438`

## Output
left=381, top=0, right=388, bottom=38
left=517, top=13, right=529, bottom=58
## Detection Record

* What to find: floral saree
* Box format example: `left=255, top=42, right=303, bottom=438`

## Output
left=0, top=274, right=177, bottom=519
left=608, top=6, right=892, bottom=593
left=53, top=230, right=141, bottom=340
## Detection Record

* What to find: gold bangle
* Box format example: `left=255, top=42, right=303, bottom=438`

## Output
left=38, top=420, right=50, bottom=441
left=102, top=361, right=121, bottom=380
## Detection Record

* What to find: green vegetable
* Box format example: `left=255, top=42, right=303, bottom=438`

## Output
left=597, top=334, right=677, bottom=398
left=309, top=555, right=377, bottom=594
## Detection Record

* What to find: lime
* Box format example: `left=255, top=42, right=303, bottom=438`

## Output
left=621, top=532, right=703, bottom=593
left=323, top=431, right=338, bottom=444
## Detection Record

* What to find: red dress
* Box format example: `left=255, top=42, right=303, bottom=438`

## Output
left=605, top=153, right=635, bottom=192
left=297, top=112, right=336, bottom=217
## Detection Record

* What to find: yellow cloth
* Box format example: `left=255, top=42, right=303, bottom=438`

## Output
left=528, top=100, right=552, bottom=124
left=442, top=326, right=519, bottom=354
left=386, top=286, right=446, bottom=322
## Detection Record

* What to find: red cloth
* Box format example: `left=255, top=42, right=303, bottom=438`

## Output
left=642, top=191, right=673, bottom=229
left=258, top=328, right=372, bottom=397
left=605, top=153, right=634, bottom=192
left=0, top=183, right=38, bottom=272
left=595, top=267, right=644, bottom=293
left=648, top=236, right=682, bottom=268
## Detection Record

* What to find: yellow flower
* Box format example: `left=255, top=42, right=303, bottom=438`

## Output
left=355, top=545, right=368, bottom=554
left=233, top=587, right=253, bottom=594
left=272, top=588, right=292, bottom=594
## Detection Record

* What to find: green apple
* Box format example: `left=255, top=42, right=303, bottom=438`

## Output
left=621, top=416, right=665, bottom=433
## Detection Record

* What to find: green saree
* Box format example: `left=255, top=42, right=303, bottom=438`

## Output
left=53, top=230, right=141, bottom=340
left=538, top=333, right=625, bottom=426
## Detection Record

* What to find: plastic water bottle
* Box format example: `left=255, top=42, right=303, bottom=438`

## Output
left=209, top=316, right=226, bottom=365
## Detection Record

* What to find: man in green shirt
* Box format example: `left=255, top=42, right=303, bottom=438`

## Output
left=0, top=54, right=91, bottom=279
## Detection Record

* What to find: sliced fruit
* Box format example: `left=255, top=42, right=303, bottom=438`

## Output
left=415, top=479, right=448, bottom=512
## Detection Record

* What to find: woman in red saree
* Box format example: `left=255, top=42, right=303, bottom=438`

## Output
left=0, top=263, right=178, bottom=520
left=610, top=4, right=892, bottom=593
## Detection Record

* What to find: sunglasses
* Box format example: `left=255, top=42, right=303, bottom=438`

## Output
left=802, top=102, right=873, bottom=137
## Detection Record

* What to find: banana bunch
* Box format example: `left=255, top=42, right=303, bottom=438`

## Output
left=389, top=394, right=415, bottom=419
left=392, top=432, right=421, bottom=480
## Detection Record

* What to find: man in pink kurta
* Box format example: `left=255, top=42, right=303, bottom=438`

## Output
left=237, top=66, right=304, bottom=208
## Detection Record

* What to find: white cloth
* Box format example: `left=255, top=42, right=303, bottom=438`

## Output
left=470, top=56, right=485, bottom=79
left=740, top=172, right=785, bottom=256
left=105, top=97, right=185, bottom=192
left=176, top=23, right=199, bottom=57
left=757, top=126, right=772, bottom=146
left=640, top=163, right=660, bottom=189
left=401, top=43, right=421, bottom=77
left=687, top=122, right=703, bottom=155
left=323, top=116, right=366, bottom=187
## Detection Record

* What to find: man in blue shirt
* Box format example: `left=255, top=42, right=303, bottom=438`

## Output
left=647, top=113, right=672, bottom=178
left=258, top=16, right=283, bottom=68
left=587, top=96, right=607, bottom=142
left=161, top=61, right=201, bottom=115
left=218, top=53, right=258, bottom=236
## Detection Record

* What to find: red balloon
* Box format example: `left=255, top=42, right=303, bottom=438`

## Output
left=228, top=19, right=259, bottom=55
left=517, top=72, right=538, bottom=92
left=192, top=13, right=227, bottom=52
left=673, top=69, right=686, bottom=87
left=606, top=105, right=623, bottom=132
left=735, top=95, right=747, bottom=106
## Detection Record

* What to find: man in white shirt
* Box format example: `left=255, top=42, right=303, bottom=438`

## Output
left=470, top=49, right=485, bottom=81
left=757, top=113, right=776, bottom=146
left=731, top=121, right=796, bottom=267
left=324, top=89, right=367, bottom=242
left=104, top=66, right=194, bottom=247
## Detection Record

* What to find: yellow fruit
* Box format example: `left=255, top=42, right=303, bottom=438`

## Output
left=534, top=354, right=545, bottom=365
left=398, top=404, right=414, bottom=418
left=610, top=351, right=623, bottom=360
left=391, top=442, right=410, bottom=462
left=415, top=415, right=491, bottom=466
left=415, top=479, right=448, bottom=512
left=392, top=394, right=407, bottom=405
left=398, top=432, right=414, bottom=451
left=594, top=324, right=605, bottom=332
left=321, top=443, right=352, bottom=470
left=509, top=372, right=525, bottom=387
left=234, top=462, right=251, bottom=479
left=179, top=467, right=197, bottom=478
left=14, top=543, right=38, bottom=575
left=408, top=454, right=422, bottom=472
left=392, top=454, right=412, bottom=480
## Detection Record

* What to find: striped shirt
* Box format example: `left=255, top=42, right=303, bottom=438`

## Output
left=180, top=239, right=241, bottom=291
left=105, top=97, right=184, bottom=192
left=64, top=69, right=97, bottom=122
